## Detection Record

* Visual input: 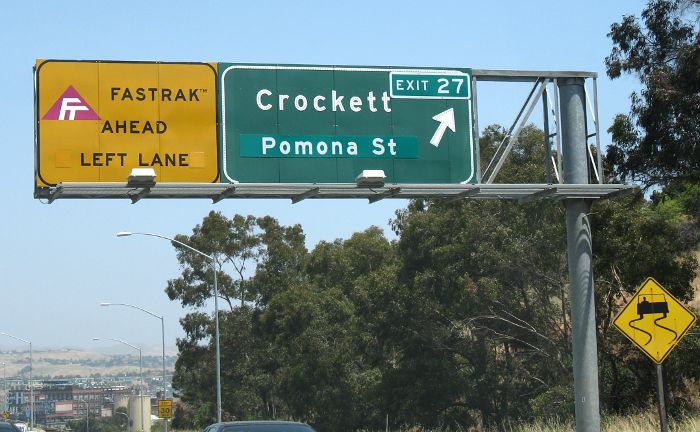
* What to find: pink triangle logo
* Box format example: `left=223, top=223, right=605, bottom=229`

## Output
left=42, top=86, right=100, bottom=120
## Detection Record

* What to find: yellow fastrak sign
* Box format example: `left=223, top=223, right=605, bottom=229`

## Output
left=35, top=60, right=218, bottom=188
left=613, top=277, right=696, bottom=364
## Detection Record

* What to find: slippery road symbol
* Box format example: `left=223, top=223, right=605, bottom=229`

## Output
left=627, top=295, right=678, bottom=345
left=613, top=277, right=696, bottom=364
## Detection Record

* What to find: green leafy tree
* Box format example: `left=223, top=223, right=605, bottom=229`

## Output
left=259, top=227, right=396, bottom=431
left=386, top=124, right=698, bottom=427
left=166, top=212, right=263, bottom=310
left=591, top=191, right=699, bottom=414
left=167, top=212, right=306, bottom=426
left=386, top=126, right=573, bottom=428
left=170, top=400, right=195, bottom=430
left=603, top=1, right=700, bottom=413
left=605, top=0, right=700, bottom=189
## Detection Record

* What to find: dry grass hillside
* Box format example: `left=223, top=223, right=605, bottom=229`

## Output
left=0, top=348, right=170, bottom=378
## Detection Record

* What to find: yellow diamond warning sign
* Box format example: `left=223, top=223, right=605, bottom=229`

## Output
left=34, top=60, right=219, bottom=190
left=613, top=277, right=696, bottom=364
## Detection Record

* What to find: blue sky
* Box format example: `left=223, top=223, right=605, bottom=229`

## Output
left=1, top=0, right=644, bottom=355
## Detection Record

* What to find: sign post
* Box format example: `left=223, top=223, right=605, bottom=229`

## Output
left=218, top=64, right=476, bottom=185
left=656, top=364, right=668, bottom=432
left=157, top=399, right=173, bottom=419
left=614, top=277, right=697, bottom=432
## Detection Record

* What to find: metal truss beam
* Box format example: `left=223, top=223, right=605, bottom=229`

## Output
left=38, top=182, right=635, bottom=202
left=473, top=69, right=596, bottom=82
left=481, top=79, right=548, bottom=183
left=474, top=70, right=603, bottom=187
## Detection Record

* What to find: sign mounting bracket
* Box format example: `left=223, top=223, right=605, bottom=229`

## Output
left=291, top=187, right=320, bottom=204
left=368, top=187, right=401, bottom=204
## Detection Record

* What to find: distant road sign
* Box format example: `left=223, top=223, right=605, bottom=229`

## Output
left=157, top=399, right=173, bottom=418
left=34, top=60, right=219, bottom=191
left=614, top=277, right=697, bottom=364
left=219, top=64, right=476, bottom=184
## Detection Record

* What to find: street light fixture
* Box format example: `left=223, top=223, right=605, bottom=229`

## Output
left=117, top=231, right=222, bottom=423
left=1, top=332, right=32, bottom=429
left=92, top=338, right=144, bottom=432
left=100, top=302, right=167, bottom=432
left=355, top=169, right=386, bottom=187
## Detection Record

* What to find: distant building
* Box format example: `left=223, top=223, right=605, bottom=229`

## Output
left=6, top=381, right=135, bottom=429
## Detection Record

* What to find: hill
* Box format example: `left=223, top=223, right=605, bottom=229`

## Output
left=0, top=348, right=175, bottom=379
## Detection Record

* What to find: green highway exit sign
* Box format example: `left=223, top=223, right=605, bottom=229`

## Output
left=219, top=64, right=476, bottom=184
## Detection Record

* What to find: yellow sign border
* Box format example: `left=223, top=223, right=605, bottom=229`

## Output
left=613, top=277, right=697, bottom=364
left=34, top=59, right=220, bottom=188
left=157, top=399, right=173, bottom=419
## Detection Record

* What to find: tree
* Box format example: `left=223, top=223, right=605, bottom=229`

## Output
left=166, top=211, right=263, bottom=311
left=590, top=191, right=699, bottom=414
left=605, top=0, right=700, bottom=189
left=259, top=227, right=396, bottom=431
left=603, top=2, right=700, bottom=411
left=387, top=124, right=699, bottom=427
left=387, top=126, right=574, bottom=428
left=171, top=400, right=195, bottom=430
left=167, top=212, right=307, bottom=426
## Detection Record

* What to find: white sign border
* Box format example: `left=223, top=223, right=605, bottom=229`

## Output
left=220, top=65, right=475, bottom=185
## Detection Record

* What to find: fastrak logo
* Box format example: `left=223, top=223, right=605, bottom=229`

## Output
left=42, top=86, right=100, bottom=120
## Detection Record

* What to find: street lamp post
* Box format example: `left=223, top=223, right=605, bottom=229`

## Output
left=92, top=338, right=143, bottom=432
left=1, top=332, right=32, bottom=429
left=100, top=302, right=166, bottom=432
left=75, top=399, right=89, bottom=432
left=117, top=231, right=222, bottom=423
left=2, top=361, right=6, bottom=413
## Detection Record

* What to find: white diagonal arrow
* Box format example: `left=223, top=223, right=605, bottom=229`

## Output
left=430, top=108, right=456, bottom=147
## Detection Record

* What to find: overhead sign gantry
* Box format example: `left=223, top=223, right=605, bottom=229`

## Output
left=33, top=60, right=634, bottom=203
left=33, top=58, right=641, bottom=432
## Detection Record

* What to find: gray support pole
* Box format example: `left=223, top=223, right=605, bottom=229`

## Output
left=656, top=364, right=669, bottom=432
left=559, top=77, right=601, bottom=432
